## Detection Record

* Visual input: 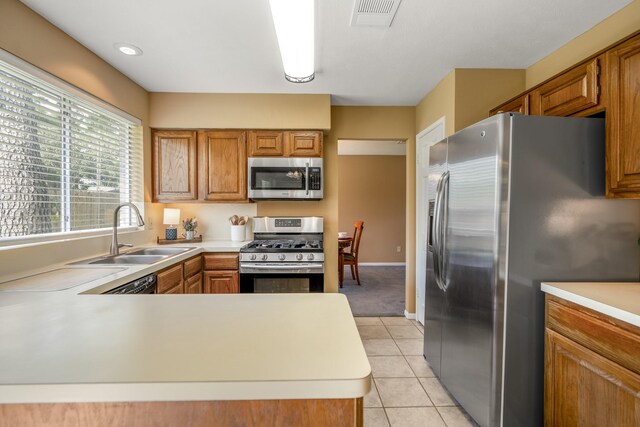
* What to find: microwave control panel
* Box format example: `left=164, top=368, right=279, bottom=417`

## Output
left=308, top=168, right=322, bottom=190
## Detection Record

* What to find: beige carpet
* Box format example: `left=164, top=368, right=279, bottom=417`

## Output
left=339, top=266, right=405, bottom=317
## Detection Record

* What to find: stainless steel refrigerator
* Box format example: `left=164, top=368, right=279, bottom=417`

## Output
left=424, top=113, right=640, bottom=427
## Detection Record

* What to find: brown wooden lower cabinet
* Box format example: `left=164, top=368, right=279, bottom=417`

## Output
left=0, top=397, right=363, bottom=427
left=545, top=295, right=640, bottom=426
left=202, top=253, right=240, bottom=294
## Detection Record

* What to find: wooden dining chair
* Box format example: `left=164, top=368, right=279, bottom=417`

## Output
left=342, top=221, right=364, bottom=285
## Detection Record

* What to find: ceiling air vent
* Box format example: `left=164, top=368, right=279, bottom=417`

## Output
left=351, top=0, right=402, bottom=27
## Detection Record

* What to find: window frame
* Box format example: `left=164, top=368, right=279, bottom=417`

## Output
left=0, top=49, right=144, bottom=249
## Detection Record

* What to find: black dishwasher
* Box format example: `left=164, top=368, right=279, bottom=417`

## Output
left=102, top=274, right=157, bottom=294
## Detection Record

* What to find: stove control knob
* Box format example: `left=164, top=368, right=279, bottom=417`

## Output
left=278, top=254, right=286, bottom=261
left=307, top=254, right=314, bottom=261
left=296, top=253, right=303, bottom=261
left=261, top=254, right=269, bottom=261
left=250, top=254, right=257, bottom=261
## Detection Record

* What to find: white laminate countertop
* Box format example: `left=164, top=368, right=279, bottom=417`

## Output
left=0, top=241, right=372, bottom=404
left=541, top=282, right=640, bottom=328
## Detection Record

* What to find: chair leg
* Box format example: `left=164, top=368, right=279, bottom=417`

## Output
left=350, top=264, right=355, bottom=280
left=354, top=262, right=361, bottom=286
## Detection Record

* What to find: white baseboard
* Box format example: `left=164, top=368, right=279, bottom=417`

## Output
left=358, top=262, right=406, bottom=266
left=404, top=311, right=416, bottom=320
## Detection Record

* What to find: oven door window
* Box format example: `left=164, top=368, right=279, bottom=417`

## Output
left=251, top=167, right=306, bottom=190
left=254, top=278, right=309, bottom=293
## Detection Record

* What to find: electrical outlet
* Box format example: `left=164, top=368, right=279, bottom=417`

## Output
left=147, top=216, right=154, bottom=230
left=396, top=246, right=402, bottom=253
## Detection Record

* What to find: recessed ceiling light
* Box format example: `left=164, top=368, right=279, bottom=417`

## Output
left=114, top=43, right=143, bottom=56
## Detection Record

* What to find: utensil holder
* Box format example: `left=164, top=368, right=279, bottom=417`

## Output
left=230, top=224, right=246, bottom=242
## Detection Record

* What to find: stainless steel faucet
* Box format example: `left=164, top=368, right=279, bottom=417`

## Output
left=110, top=203, right=145, bottom=256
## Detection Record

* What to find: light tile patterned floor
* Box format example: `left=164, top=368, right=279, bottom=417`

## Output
left=356, top=317, right=479, bottom=427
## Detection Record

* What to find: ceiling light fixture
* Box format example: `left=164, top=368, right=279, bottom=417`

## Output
left=269, top=0, right=315, bottom=83
left=114, top=43, right=143, bottom=56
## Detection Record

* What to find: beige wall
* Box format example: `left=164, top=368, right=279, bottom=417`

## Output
left=416, top=71, right=456, bottom=136
left=290, top=107, right=417, bottom=307
left=149, top=93, right=331, bottom=130
left=0, top=0, right=161, bottom=277
left=526, top=0, right=640, bottom=88
left=338, top=155, right=406, bottom=263
left=455, top=69, right=525, bottom=130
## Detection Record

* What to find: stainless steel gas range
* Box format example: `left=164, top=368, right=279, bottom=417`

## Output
left=239, top=217, right=324, bottom=293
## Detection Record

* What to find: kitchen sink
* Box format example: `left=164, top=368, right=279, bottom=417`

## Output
left=126, top=247, right=193, bottom=256
left=88, top=255, right=168, bottom=265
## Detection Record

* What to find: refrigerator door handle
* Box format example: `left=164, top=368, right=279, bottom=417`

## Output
left=432, top=172, right=446, bottom=291
left=439, top=171, right=450, bottom=291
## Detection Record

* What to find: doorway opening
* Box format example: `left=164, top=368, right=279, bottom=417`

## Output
left=337, top=139, right=406, bottom=316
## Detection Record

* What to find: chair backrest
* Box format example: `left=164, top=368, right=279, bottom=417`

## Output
left=351, top=221, right=364, bottom=258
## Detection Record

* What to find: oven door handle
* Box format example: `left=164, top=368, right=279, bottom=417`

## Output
left=241, top=263, right=324, bottom=270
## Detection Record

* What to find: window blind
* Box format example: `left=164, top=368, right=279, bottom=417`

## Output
left=0, top=58, right=143, bottom=241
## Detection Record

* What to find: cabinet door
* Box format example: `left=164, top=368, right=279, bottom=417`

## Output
left=157, top=264, right=184, bottom=294
left=185, top=273, right=202, bottom=294
left=545, top=329, right=640, bottom=426
left=203, top=271, right=239, bottom=294
left=489, top=94, right=529, bottom=116
left=152, top=130, right=198, bottom=202
left=530, top=58, right=601, bottom=117
left=198, top=131, right=247, bottom=201
left=285, top=131, right=323, bottom=157
left=606, top=35, right=640, bottom=198
left=248, top=131, right=285, bottom=156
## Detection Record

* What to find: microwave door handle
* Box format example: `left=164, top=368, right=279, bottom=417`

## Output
left=305, top=162, right=310, bottom=196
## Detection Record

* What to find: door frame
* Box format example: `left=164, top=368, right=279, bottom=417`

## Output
left=414, top=117, right=445, bottom=324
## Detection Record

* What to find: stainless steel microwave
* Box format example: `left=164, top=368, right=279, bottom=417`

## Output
left=248, top=157, right=323, bottom=200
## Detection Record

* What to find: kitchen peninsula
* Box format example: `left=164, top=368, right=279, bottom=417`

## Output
left=0, top=247, right=370, bottom=426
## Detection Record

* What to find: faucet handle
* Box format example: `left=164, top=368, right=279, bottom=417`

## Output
left=118, top=243, right=133, bottom=249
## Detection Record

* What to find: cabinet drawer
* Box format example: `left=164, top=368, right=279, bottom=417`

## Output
left=157, top=264, right=184, bottom=293
left=164, top=283, right=185, bottom=294
left=531, top=57, right=601, bottom=117
left=203, top=253, right=239, bottom=270
left=185, top=273, right=202, bottom=294
left=546, top=296, right=640, bottom=375
left=248, top=131, right=285, bottom=156
left=183, top=255, right=202, bottom=279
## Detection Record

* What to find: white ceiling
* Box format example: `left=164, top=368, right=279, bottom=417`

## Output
left=20, top=0, right=632, bottom=106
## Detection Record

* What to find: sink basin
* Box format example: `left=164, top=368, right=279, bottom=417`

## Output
left=126, top=247, right=193, bottom=256
left=88, top=255, right=168, bottom=265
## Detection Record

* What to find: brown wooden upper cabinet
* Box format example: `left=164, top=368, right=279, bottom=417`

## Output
left=489, top=31, right=640, bottom=198
left=247, top=130, right=323, bottom=157
left=152, top=130, right=198, bottom=203
left=606, top=35, right=640, bottom=198
left=285, top=131, right=323, bottom=157
left=198, top=130, right=247, bottom=202
left=490, top=94, right=530, bottom=116
left=530, top=57, right=602, bottom=117
left=248, top=131, right=285, bottom=156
